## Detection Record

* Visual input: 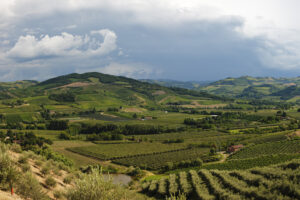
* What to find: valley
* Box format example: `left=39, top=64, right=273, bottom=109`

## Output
left=0, top=72, right=299, bottom=199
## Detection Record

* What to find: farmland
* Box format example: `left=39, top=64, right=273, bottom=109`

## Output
left=0, top=72, right=299, bottom=199
left=228, top=140, right=300, bottom=160
left=67, top=142, right=189, bottom=160
left=142, top=159, right=300, bottom=199
left=113, top=147, right=210, bottom=170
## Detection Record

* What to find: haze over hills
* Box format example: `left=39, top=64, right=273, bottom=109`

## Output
left=143, top=76, right=300, bottom=101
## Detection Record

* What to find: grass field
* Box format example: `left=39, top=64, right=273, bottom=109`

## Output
left=51, top=140, right=102, bottom=167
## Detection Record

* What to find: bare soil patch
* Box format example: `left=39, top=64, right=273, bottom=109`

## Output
left=123, top=107, right=145, bottom=113
left=53, top=82, right=95, bottom=89
left=181, top=101, right=227, bottom=108
left=152, top=90, right=166, bottom=95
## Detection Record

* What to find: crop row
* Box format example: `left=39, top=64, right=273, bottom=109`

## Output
left=229, top=140, right=300, bottom=160
left=202, top=153, right=300, bottom=170
left=112, top=148, right=210, bottom=170
left=66, top=142, right=191, bottom=161
left=142, top=159, right=300, bottom=199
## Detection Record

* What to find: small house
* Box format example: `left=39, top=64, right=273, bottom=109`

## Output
left=227, top=144, right=244, bottom=153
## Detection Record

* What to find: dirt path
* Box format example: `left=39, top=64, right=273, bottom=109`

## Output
left=158, top=96, right=170, bottom=104
left=0, top=190, right=22, bottom=200
left=219, top=151, right=229, bottom=163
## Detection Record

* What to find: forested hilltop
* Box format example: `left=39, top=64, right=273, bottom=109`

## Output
left=0, top=72, right=299, bottom=199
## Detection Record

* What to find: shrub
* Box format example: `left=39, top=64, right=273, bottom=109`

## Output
left=17, top=172, right=48, bottom=200
left=41, top=165, right=50, bottom=176
left=21, top=163, right=31, bottom=172
left=10, top=143, right=22, bottom=153
left=165, top=162, right=174, bottom=170
left=53, top=167, right=62, bottom=176
left=45, top=176, right=57, bottom=188
left=35, top=160, right=43, bottom=167
left=0, top=144, right=18, bottom=192
left=63, top=175, right=73, bottom=184
left=59, top=133, right=71, bottom=140
left=18, top=155, right=28, bottom=164
left=65, top=168, right=126, bottom=200
left=194, top=158, right=203, bottom=166
left=167, top=192, right=187, bottom=200
left=53, top=190, right=63, bottom=199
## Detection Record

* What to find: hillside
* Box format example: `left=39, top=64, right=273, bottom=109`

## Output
left=0, top=80, right=38, bottom=100
left=140, top=79, right=210, bottom=90
left=142, top=158, right=300, bottom=199
left=0, top=73, right=299, bottom=199
left=141, top=76, right=300, bottom=100
left=198, top=76, right=300, bottom=100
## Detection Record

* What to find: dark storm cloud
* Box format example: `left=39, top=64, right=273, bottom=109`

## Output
left=0, top=0, right=300, bottom=81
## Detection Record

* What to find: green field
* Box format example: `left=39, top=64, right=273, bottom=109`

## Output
left=229, top=140, right=300, bottom=160
left=113, top=147, right=210, bottom=170
left=66, top=142, right=189, bottom=160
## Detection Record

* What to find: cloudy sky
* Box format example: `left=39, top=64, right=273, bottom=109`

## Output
left=0, top=0, right=300, bottom=81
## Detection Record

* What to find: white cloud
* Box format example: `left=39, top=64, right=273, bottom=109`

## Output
left=7, top=29, right=117, bottom=60
left=257, top=40, right=300, bottom=70
left=89, top=29, right=117, bottom=56
left=76, top=62, right=155, bottom=78
left=1, top=0, right=300, bottom=80
left=66, top=24, right=77, bottom=29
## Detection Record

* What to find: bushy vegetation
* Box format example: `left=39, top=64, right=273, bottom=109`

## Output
left=49, top=92, right=76, bottom=102
left=65, top=167, right=127, bottom=200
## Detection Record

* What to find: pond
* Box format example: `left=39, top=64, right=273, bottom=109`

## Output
left=103, top=174, right=132, bottom=186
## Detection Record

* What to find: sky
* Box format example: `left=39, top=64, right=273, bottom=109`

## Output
left=0, top=0, right=300, bottom=81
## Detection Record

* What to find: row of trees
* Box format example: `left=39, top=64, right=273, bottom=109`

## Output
left=80, top=123, right=185, bottom=136
left=0, top=130, right=52, bottom=149
left=184, top=112, right=282, bottom=129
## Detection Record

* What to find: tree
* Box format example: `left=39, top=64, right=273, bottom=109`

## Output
left=66, top=168, right=126, bottom=200
left=6, top=166, right=19, bottom=195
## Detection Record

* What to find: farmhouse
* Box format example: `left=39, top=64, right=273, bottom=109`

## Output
left=227, top=144, right=244, bottom=153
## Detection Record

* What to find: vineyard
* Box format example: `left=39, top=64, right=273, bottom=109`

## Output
left=240, top=131, right=288, bottom=144
left=202, top=154, right=300, bottom=170
left=66, top=142, right=188, bottom=160
left=229, top=140, right=300, bottom=160
left=142, top=159, right=300, bottom=199
left=113, top=147, right=211, bottom=170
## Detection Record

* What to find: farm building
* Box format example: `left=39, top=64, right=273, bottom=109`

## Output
left=227, top=144, right=244, bottom=153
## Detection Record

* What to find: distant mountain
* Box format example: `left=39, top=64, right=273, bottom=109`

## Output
left=271, top=85, right=300, bottom=100
left=3, top=74, right=300, bottom=102
left=140, top=79, right=211, bottom=90
left=199, top=76, right=300, bottom=99
left=0, top=72, right=224, bottom=107
left=0, top=80, right=38, bottom=99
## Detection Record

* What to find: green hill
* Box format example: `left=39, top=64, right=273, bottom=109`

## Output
left=0, top=72, right=226, bottom=122
left=198, top=76, right=300, bottom=99
left=271, top=85, right=300, bottom=100
left=0, top=80, right=38, bottom=99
